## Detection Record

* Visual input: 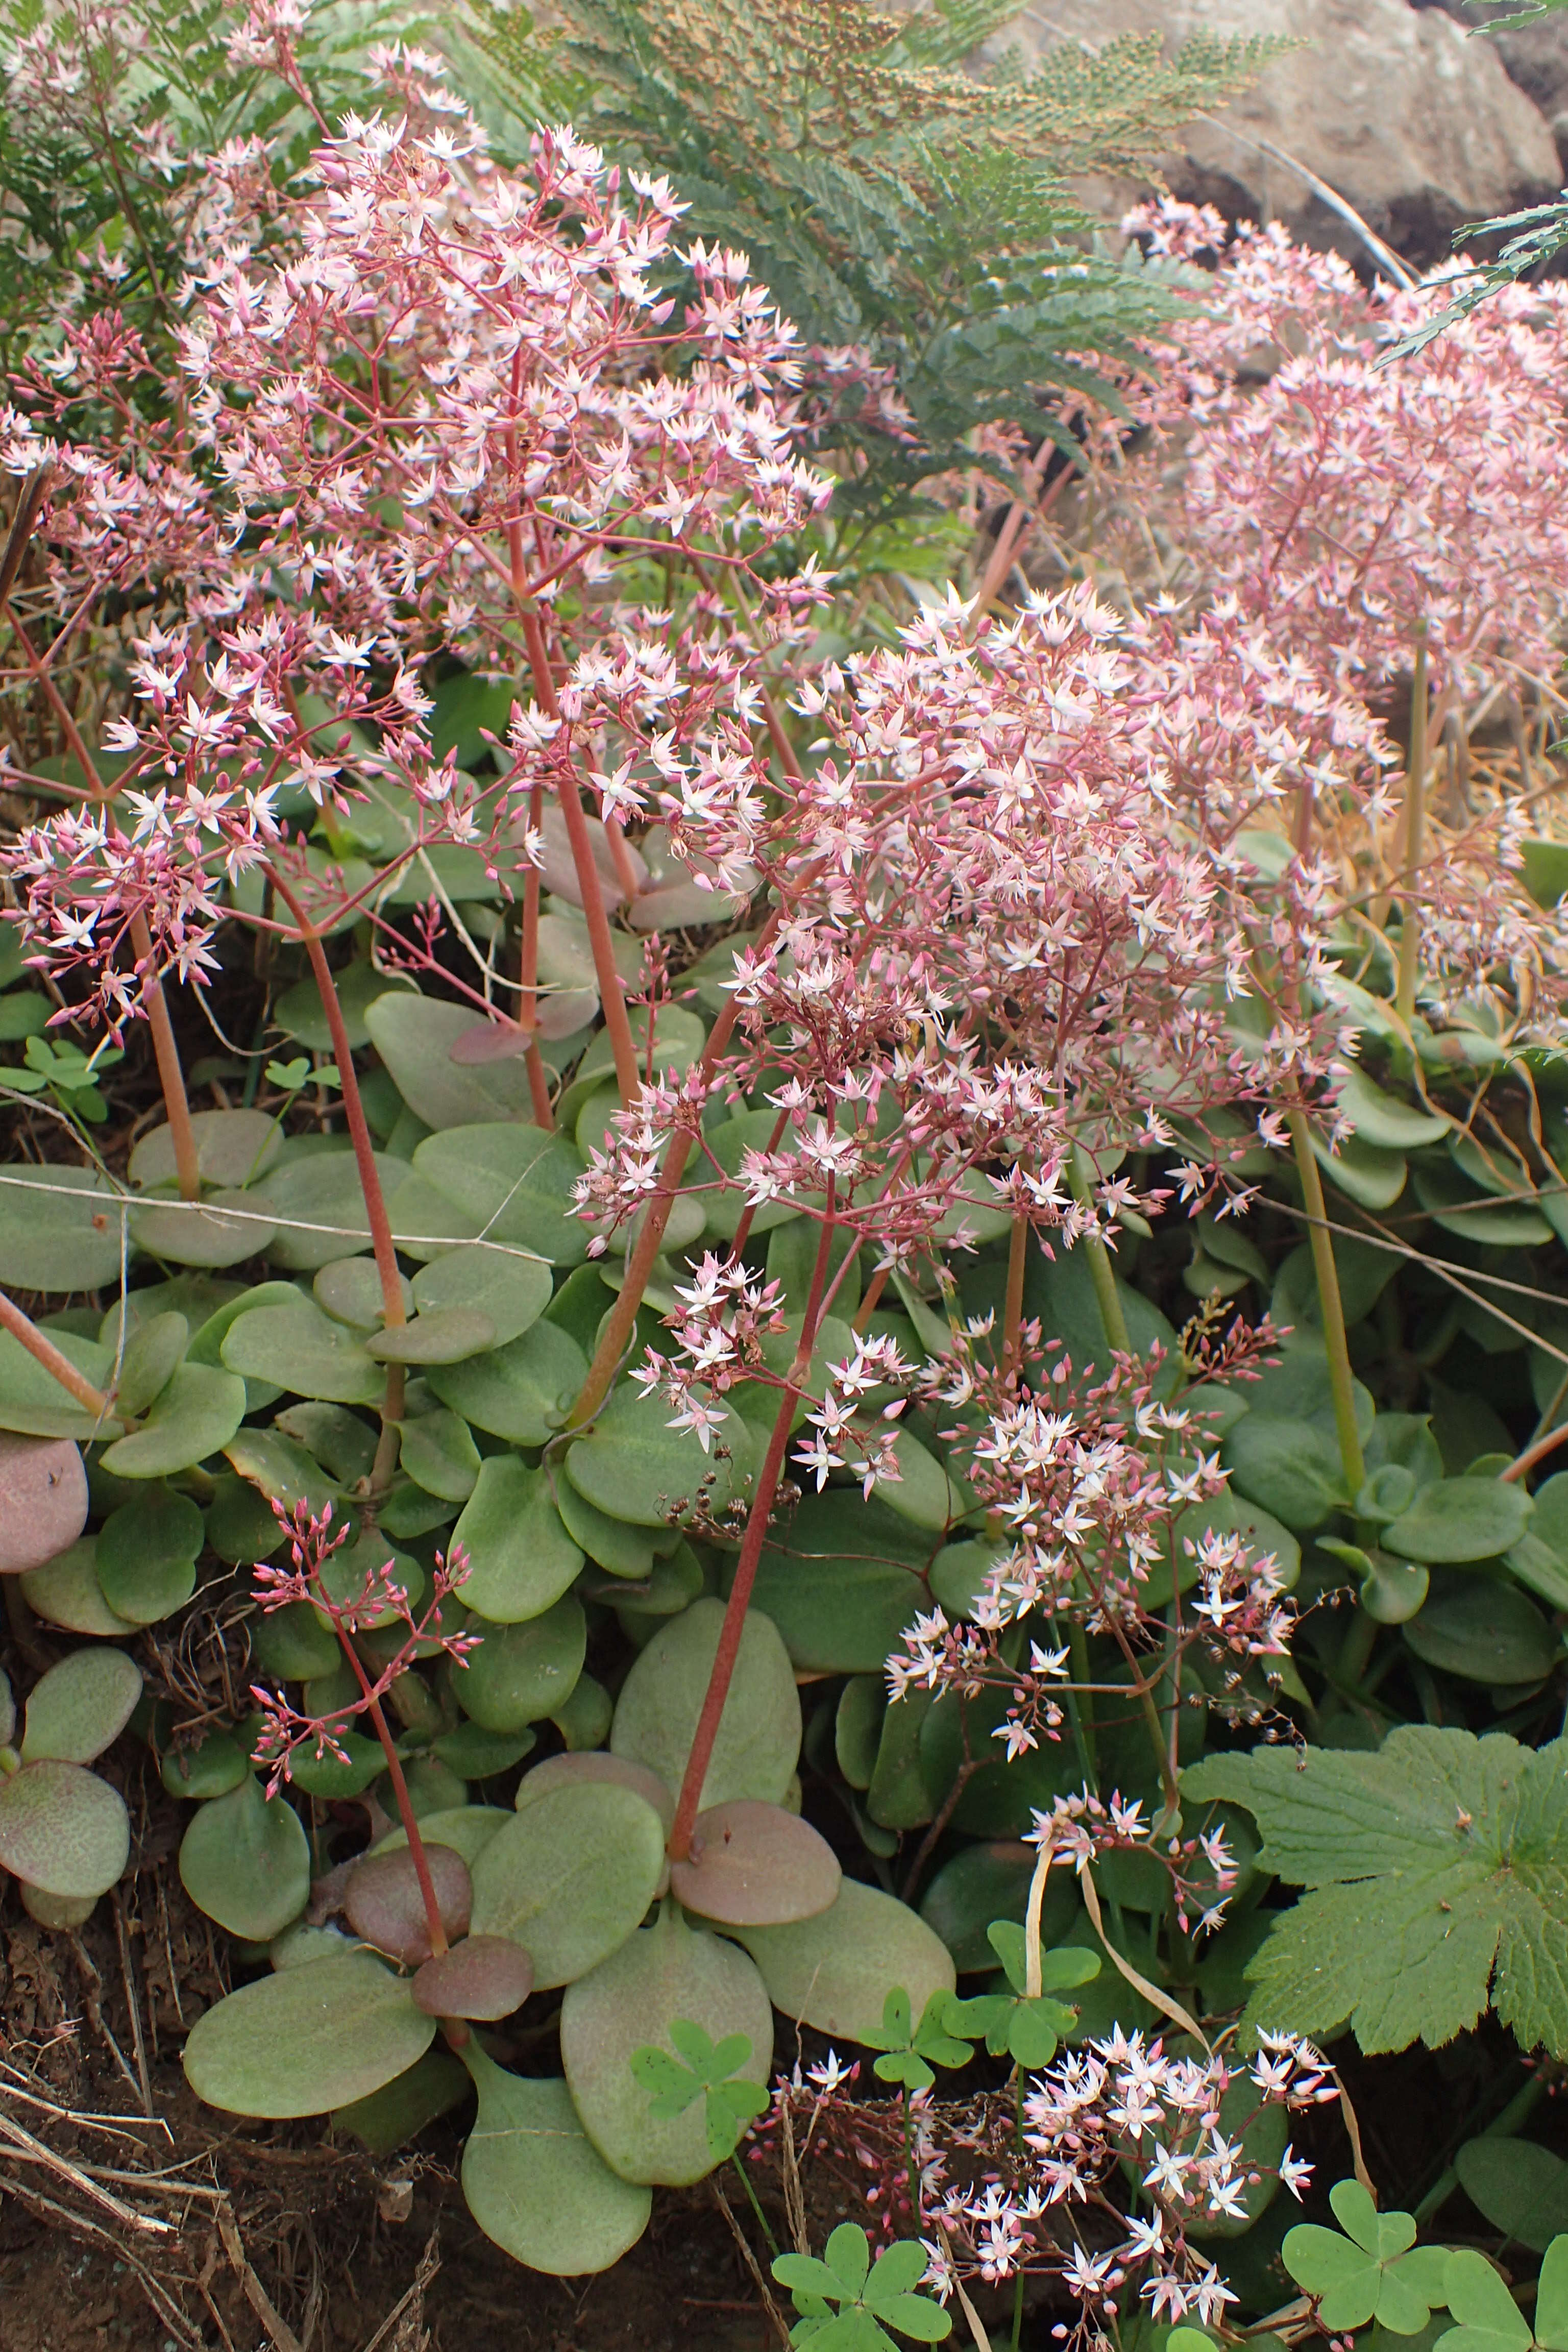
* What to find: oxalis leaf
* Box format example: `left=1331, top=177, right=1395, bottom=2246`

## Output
left=772, top=2223, right=952, bottom=2348
left=1283, top=2179, right=1448, bottom=2334
left=1183, top=1729, right=1568, bottom=2055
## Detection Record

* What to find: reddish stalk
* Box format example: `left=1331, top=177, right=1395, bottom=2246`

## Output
left=325, top=1602, right=459, bottom=2003
left=566, top=935, right=775, bottom=1428
left=267, top=867, right=405, bottom=1334
left=267, top=866, right=408, bottom=1513
left=1002, top=1204, right=1029, bottom=1377
left=130, top=914, right=201, bottom=1202
left=517, top=779, right=554, bottom=1128
left=517, top=606, right=641, bottom=1105
left=0, top=1287, right=120, bottom=1423
left=666, top=1209, right=838, bottom=1862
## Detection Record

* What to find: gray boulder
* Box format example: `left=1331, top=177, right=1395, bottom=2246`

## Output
left=982, top=0, right=1560, bottom=267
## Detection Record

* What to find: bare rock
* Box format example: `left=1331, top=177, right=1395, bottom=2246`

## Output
left=982, top=0, right=1560, bottom=268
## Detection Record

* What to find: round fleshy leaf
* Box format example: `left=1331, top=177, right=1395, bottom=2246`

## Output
left=425, top=1319, right=587, bottom=1445
left=263, top=1148, right=418, bottom=1273
left=454, top=1595, right=585, bottom=1730
left=412, top=1246, right=552, bottom=1348
left=111, top=1312, right=189, bottom=1418
left=670, top=1799, right=841, bottom=1927
left=129, top=1110, right=283, bottom=1191
left=95, top=1484, right=205, bottom=1625
left=412, top=1935, right=534, bottom=2020
left=130, top=1188, right=278, bottom=1268
left=367, top=998, right=543, bottom=1134
left=460, top=2047, right=650, bottom=2275
left=610, top=1596, right=799, bottom=1812
left=552, top=1472, right=658, bottom=1577
left=447, top=1018, right=536, bottom=1065
left=737, top=1878, right=955, bottom=2043
left=161, top=1728, right=251, bottom=1802
left=0, top=1434, right=87, bottom=1574
left=564, top=1384, right=755, bottom=1528
left=397, top=1406, right=482, bottom=1501
left=275, top=961, right=412, bottom=1054
left=552, top=1673, right=614, bottom=1752
left=0, top=1166, right=126, bottom=1293
left=222, top=1299, right=383, bottom=1405
left=371, top=1805, right=513, bottom=1870
left=451, top=1458, right=583, bottom=1624
left=344, top=1844, right=473, bottom=1965
left=366, top=1310, right=497, bottom=1365
left=561, top=1906, right=773, bottom=2186
left=469, top=1780, right=666, bottom=1988
left=0, top=1760, right=130, bottom=1896
left=20, top=1539, right=137, bottom=1636
left=514, top=1750, right=675, bottom=1835
left=1382, top=1476, right=1533, bottom=1565
left=410, top=1119, right=587, bottom=1263
left=184, top=1951, right=436, bottom=2118
left=20, top=1647, right=142, bottom=1765
left=20, top=1884, right=98, bottom=1929
left=314, top=1257, right=407, bottom=1329
left=98, top=1363, right=247, bottom=1478
left=179, top=1775, right=311, bottom=1941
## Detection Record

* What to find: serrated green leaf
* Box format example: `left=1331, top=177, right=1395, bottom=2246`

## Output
left=1183, top=1730, right=1568, bottom=2056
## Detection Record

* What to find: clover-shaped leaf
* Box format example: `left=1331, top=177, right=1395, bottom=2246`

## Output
left=868, top=1986, right=974, bottom=2092
left=948, top=1925, right=1099, bottom=2070
left=628, top=2018, right=770, bottom=2162
left=1284, top=2180, right=1450, bottom=2334
left=1442, top=2249, right=1533, bottom=2352
left=773, top=2224, right=951, bottom=2349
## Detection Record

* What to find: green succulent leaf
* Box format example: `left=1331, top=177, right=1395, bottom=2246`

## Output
left=459, top=2045, right=651, bottom=2276
left=178, top=1774, right=311, bottom=1942
left=568, top=1912, right=773, bottom=2179
left=610, top=1596, right=799, bottom=1812
left=98, top=1362, right=248, bottom=1478
left=468, top=1777, right=666, bottom=1987
left=0, top=1759, right=130, bottom=1897
left=20, top=1647, right=142, bottom=1765
left=183, top=1951, right=436, bottom=2118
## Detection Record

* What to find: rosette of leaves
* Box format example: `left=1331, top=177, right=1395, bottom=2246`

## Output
left=0, top=1651, right=142, bottom=1927
left=178, top=1598, right=954, bottom=2274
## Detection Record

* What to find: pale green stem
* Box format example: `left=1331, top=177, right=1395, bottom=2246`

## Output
left=1287, top=1109, right=1366, bottom=1495
left=1068, top=1147, right=1130, bottom=1357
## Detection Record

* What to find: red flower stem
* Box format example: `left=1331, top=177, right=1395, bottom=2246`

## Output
left=518, top=779, right=554, bottom=1128
left=130, top=913, right=202, bottom=1202
left=268, top=865, right=409, bottom=1509
left=517, top=606, right=641, bottom=1105
left=0, top=1286, right=119, bottom=1422
left=566, top=912, right=782, bottom=1429
left=666, top=1204, right=838, bottom=1863
left=852, top=1265, right=891, bottom=1334
left=325, top=1605, right=452, bottom=1968
left=1002, top=1204, right=1029, bottom=1376
left=266, top=866, right=405, bottom=1335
